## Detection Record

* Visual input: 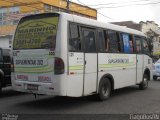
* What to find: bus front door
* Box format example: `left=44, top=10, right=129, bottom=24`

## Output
left=135, top=37, right=144, bottom=83
left=82, top=28, right=97, bottom=95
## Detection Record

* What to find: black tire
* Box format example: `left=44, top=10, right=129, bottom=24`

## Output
left=153, top=76, right=157, bottom=80
left=139, top=74, right=148, bottom=90
left=98, top=78, right=111, bottom=101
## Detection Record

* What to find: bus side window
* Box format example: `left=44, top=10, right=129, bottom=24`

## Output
left=82, top=28, right=96, bottom=53
left=97, top=29, right=105, bottom=52
left=129, top=35, right=134, bottom=54
left=107, top=30, right=120, bottom=53
left=121, top=33, right=131, bottom=53
left=69, top=23, right=81, bottom=52
left=135, top=36, right=142, bottom=53
left=142, top=38, right=150, bottom=55
left=104, top=30, right=110, bottom=52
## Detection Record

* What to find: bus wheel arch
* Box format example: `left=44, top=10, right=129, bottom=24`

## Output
left=97, top=74, right=114, bottom=101
left=143, top=68, right=150, bottom=81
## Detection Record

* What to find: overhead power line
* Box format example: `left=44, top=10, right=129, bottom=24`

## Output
left=98, top=12, right=114, bottom=20
left=77, top=0, right=114, bottom=20
left=77, top=0, right=160, bottom=9
left=76, top=0, right=157, bottom=7
left=96, top=1, right=160, bottom=9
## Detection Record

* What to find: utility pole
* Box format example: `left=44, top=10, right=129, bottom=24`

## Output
left=66, top=0, right=70, bottom=13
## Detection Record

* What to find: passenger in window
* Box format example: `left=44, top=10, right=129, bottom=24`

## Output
left=69, top=38, right=79, bottom=51
left=105, top=38, right=110, bottom=52
left=107, top=31, right=120, bottom=53
left=87, top=37, right=93, bottom=51
left=104, top=31, right=110, bottom=52
left=137, top=46, right=140, bottom=53
left=129, top=41, right=133, bottom=53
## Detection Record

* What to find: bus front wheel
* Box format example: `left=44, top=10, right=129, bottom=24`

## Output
left=139, top=74, right=148, bottom=90
left=98, top=78, right=111, bottom=101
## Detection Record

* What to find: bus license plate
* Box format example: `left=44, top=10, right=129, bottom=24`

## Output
left=27, top=84, right=38, bottom=91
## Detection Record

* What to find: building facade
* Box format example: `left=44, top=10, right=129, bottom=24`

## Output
left=0, top=0, right=97, bottom=48
left=140, top=21, right=160, bottom=56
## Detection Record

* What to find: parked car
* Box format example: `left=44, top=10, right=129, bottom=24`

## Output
left=0, top=48, right=11, bottom=94
left=153, top=59, right=160, bottom=80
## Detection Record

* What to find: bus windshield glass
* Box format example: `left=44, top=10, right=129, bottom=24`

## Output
left=13, top=13, right=59, bottom=50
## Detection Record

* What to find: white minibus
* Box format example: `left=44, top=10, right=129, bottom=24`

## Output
left=12, top=12, right=152, bottom=100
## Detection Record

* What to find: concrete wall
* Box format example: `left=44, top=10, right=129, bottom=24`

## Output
left=141, top=21, right=157, bottom=34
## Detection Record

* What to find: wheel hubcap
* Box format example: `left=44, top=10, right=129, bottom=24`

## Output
left=143, top=77, right=148, bottom=87
left=102, top=85, right=109, bottom=97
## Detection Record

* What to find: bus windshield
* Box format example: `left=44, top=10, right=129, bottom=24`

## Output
left=13, top=13, right=59, bottom=50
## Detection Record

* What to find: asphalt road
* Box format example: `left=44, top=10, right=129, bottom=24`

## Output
left=0, top=80, right=160, bottom=119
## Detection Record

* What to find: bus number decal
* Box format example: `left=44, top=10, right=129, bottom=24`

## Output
left=49, top=51, right=55, bottom=56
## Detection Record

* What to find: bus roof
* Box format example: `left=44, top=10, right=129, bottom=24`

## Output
left=59, top=12, right=145, bottom=37
left=18, top=12, right=145, bottom=37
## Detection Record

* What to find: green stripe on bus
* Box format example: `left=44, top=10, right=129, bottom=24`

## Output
left=15, top=68, right=54, bottom=73
left=69, top=65, right=84, bottom=70
left=14, top=70, right=54, bottom=74
left=15, top=65, right=49, bottom=68
left=15, top=65, right=54, bottom=73
left=99, top=63, right=135, bottom=68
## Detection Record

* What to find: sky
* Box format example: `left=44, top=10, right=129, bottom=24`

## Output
left=71, top=0, right=160, bottom=26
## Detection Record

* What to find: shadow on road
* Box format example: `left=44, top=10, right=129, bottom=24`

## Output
left=17, top=95, right=98, bottom=110
left=112, top=85, right=139, bottom=97
left=15, top=85, right=141, bottom=111
left=0, top=87, right=26, bottom=98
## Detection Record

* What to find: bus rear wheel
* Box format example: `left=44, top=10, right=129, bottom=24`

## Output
left=139, top=74, right=148, bottom=90
left=98, top=78, right=111, bottom=101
